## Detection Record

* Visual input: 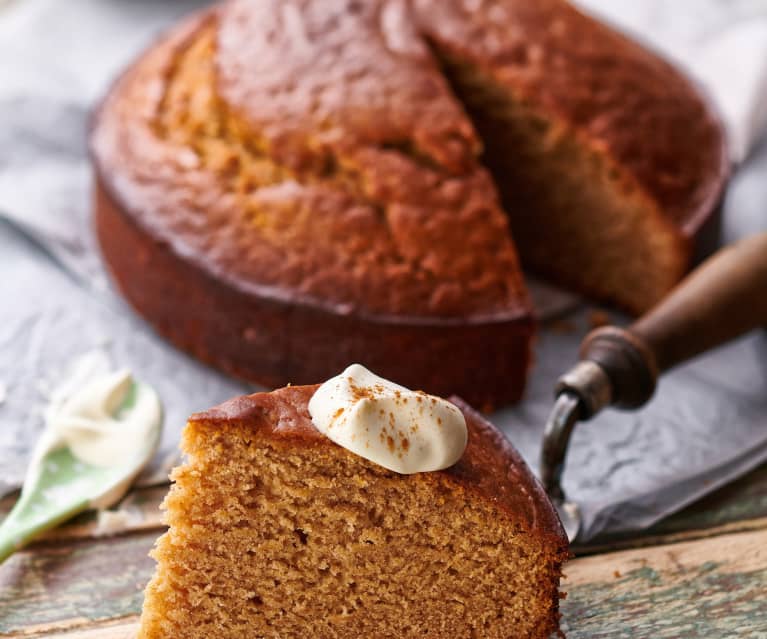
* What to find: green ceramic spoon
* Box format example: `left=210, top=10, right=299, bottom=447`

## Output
left=0, top=370, right=162, bottom=563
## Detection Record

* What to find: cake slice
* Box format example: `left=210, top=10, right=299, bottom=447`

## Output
left=138, top=375, right=568, bottom=637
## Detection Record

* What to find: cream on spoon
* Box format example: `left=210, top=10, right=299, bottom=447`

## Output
left=0, top=363, right=162, bottom=562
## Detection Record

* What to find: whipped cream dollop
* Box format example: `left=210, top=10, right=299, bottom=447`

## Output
left=38, top=368, right=162, bottom=469
left=308, top=364, right=467, bottom=474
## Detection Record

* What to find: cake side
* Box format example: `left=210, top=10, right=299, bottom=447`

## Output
left=138, top=385, right=568, bottom=638
left=94, top=176, right=533, bottom=408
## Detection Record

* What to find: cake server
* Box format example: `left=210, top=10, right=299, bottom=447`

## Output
left=540, top=231, right=767, bottom=542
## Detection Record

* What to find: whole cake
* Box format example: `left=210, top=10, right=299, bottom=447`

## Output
left=90, top=0, right=727, bottom=407
left=137, top=366, right=569, bottom=637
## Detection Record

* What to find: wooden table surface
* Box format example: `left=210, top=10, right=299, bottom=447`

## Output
left=1, top=462, right=766, bottom=638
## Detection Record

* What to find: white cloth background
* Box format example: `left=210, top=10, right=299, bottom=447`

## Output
left=0, top=0, right=766, bottom=541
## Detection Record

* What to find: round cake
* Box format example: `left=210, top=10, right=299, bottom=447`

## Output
left=90, top=0, right=728, bottom=407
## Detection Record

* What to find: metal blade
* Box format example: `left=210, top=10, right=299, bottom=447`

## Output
left=540, top=392, right=582, bottom=542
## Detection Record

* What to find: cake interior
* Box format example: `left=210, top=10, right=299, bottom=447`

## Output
left=435, top=52, right=689, bottom=314
left=139, top=418, right=563, bottom=638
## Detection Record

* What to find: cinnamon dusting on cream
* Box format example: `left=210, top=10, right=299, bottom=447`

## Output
left=308, top=364, right=467, bottom=474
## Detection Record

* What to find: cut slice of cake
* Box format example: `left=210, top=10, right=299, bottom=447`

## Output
left=138, top=368, right=569, bottom=638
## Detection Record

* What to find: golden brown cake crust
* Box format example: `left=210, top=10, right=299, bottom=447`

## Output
left=194, top=384, right=568, bottom=542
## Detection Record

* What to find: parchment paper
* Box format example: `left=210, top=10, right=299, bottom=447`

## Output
left=1, top=0, right=766, bottom=541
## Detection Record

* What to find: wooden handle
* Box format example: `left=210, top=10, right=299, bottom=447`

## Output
left=633, top=232, right=767, bottom=370
left=578, top=232, right=767, bottom=409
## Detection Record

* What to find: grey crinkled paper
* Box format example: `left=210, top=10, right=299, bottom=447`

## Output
left=1, top=0, right=766, bottom=541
